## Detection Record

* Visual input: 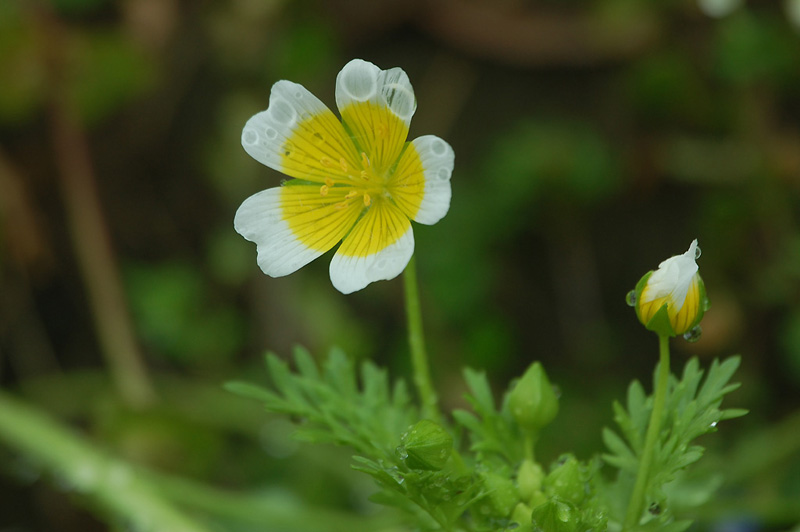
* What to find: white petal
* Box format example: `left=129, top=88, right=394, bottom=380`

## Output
left=409, top=135, right=454, bottom=225
left=329, top=226, right=414, bottom=294
left=642, top=239, right=700, bottom=311
left=241, top=80, right=335, bottom=173
left=335, top=59, right=417, bottom=127
left=234, top=188, right=326, bottom=277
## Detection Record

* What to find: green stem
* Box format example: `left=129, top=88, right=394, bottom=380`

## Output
left=0, top=390, right=210, bottom=532
left=624, top=334, right=671, bottom=529
left=403, top=256, right=440, bottom=423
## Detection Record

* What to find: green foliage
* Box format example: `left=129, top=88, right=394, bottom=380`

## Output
left=228, top=348, right=744, bottom=531
left=602, top=356, right=747, bottom=527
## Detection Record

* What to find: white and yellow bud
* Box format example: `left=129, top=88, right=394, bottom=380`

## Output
left=632, top=239, right=710, bottom=337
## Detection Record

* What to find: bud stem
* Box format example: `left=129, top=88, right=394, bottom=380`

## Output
left=403, top=256, right=440, bottom=423
left=624, top=334, right=670, bottom=529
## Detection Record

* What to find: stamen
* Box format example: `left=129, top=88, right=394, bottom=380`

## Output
left=339, top=158, right=348, bottom=172
left=361, top=152, right=370, bottom=168
left=320, top=185, right=329, bottom=196
left=363, top=193, right=371, bottom=207
left=320, top=156, right=335, bottom=168
left=324, top=177, right=334, bottom=188
left=334, top=201, right=348, bottom=210
left=345, top=190, right=358, bottom=200
left=360, top=170, right=370, bottom=180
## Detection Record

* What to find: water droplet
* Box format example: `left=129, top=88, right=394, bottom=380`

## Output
left=437, top=167, right=451, bottom=181
left=431, top=139, right=446, bottom=156
left=709, top=421, right=718, bottom=428
left=556, top=504, right=571, bottom=522
left=396, top=445, right=409, bottom=460
left=683, top=325, right=702, bottom=343
left=243, top=129, right=258, bottom=145
left=694, top=244, right=702, bottom=259
left=626, top=290, right=637, bottom=307
left=265, top=127, right=277, bottom=140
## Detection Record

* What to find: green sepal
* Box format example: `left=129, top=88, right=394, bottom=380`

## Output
left=644, top=301, right=677, bottom=337
left=398, top=419, right=453, bottom=471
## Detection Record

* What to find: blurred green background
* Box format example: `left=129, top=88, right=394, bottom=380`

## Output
left=1, top=0, right=799, bottom=530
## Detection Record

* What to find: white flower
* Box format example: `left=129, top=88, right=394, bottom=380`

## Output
left=234, top=59, right=454, bottom=294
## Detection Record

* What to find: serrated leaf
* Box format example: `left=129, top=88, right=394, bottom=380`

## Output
left=223, top=381, right=279, bottom=403
left=463, top=367, right=496, bottom=415
left=293, top=345, right=319, bottom=380
left=721, top=408, right=749, bottom=420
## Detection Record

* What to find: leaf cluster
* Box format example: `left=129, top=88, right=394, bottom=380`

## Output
left=227, top=348, right=745, bottom=532
left=602, top=356, right=748, bottom=529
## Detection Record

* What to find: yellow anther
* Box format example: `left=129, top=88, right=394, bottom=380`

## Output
left=320, top=156, right=335, bottom=168
left=339, top=157, right=348, bottom=172
left=360, top=170, right=370, bottom=180
left=320, top=185, right=329, bottom=197
left=335, top=201, right=348, bottom=210
left=324, top=177, right=334, bottom=188
left=363, top=193, right=371, bottom=207
left=345, top=190, right=358, bottom=200
left=361, top=152, right=370, bottom=168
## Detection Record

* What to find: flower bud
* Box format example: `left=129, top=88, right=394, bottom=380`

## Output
left=397, top=419, right=452, bottom=471
left=508, top=362, right=559, bottom=433
left=530, top=499, right=579, bottom=532
left=481, top=471, right=518, bottom=516
left=517, top=458, right=544, bottom=501
left=631, top=239, right=710, bottom=337
left=545, top=455, right=584, bottom=505
left=511, top=502, right=532, bottom=528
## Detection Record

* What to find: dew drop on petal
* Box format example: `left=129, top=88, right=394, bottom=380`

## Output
left=683, top=325, right=702, bottom=342
left=243, top=129, right=258, bottom=145
left=694, top=245, right=702, bottom=259
left=270, top=99, right=296, bottom=125
left=265, top=127, right=278, bottom=140
left=626, top=290, right=637, bottom=307
left=437, top=168, right=451, bottom=181
left=431, top=139, right=446, bottom=156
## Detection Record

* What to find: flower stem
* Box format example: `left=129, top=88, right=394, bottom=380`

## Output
left=624, top=334, right=671, bottom=529
left=0, top=390, right=211, bottom=532
left=403, top=256, right=440, bottom=423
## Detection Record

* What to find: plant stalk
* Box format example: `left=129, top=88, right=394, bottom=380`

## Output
left=403, top=256, right=440, bottom=423
left=624, top=334, right=671, bottom=529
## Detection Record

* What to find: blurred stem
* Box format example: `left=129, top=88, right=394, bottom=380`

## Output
left=403, top=257, right=440, bottom=423
left=150, top=471, right=402, bottom=532
left=0, top=390, right=211, bottom=532
left=42, top=10, right=155, bottom=408
left=624, top=334, right=670, bottom=530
